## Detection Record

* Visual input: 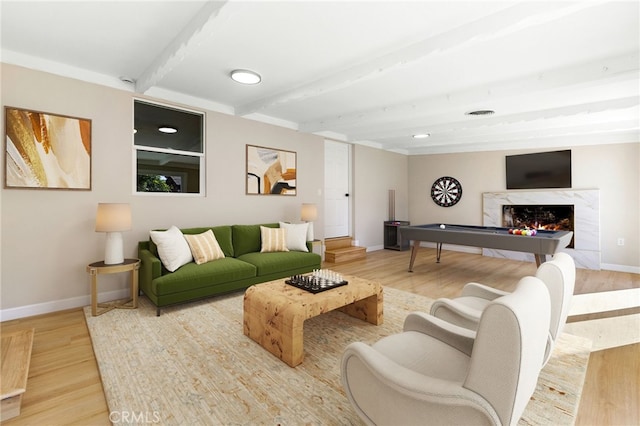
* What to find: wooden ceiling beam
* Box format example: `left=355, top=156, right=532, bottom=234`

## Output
left=135, top=1, right=229, bottom=94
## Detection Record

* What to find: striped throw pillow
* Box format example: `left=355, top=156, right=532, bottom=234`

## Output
left=184, top=230, right=225, bottom=264
left=260, top=226, right=289, bottom=253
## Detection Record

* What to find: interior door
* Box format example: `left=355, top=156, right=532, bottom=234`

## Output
left=324, top=140, right=350, bottom=238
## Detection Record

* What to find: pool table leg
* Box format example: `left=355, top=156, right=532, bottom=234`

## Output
left=408, top=240, right=420, bottom=272
left=436, top=243, right=443, bottom=263
left=535, top=254, right=546, bottom=266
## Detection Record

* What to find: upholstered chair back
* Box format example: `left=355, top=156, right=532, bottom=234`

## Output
left=429, top=252, right=576, bottom=367
left=536, top=252, right=575, bottom=358
left=464, top=276, right=551, bottom=426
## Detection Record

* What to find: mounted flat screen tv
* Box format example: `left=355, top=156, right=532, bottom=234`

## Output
left=506, top=150, right=571, bottom=190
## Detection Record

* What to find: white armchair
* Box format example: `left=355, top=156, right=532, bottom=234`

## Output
left=430, top=252, right=575, bottom=365
left=341, top=277, right=551, bottom=426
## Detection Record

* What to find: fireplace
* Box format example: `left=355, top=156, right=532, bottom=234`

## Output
left=502, top=204, right=575, bottom=248
left=483, top=189, right=601, bottom=269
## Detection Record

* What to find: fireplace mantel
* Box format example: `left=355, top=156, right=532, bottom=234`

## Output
left=483, top=189, right=600, bottom=269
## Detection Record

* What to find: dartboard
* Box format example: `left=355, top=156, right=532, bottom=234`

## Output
left=431, top=176, right=462, bottom=207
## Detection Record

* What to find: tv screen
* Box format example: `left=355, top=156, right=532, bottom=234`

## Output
left=505, top=150, right=571, bottom=190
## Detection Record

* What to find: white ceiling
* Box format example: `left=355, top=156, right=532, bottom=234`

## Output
left=2, top=0, right=639, bottom=155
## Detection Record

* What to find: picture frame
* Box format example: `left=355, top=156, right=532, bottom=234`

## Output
left=5, top=106, right=92, bottom=190
left=246, top=144, right=296, bottom=195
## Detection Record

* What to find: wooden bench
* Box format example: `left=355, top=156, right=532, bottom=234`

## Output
left=1, top=328, right=35, bottom=421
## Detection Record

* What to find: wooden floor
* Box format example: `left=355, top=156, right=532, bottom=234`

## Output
left=1, top=248, right=638, bottom=425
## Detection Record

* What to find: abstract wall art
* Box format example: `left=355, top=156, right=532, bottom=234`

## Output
left=5, top=107, right=92, bottom=190
left=246, top=145, right=296, bottom=195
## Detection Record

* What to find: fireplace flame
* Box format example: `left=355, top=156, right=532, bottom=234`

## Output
left=530, top=218, right=572, bottom=231
left=502, top=205, right=574, bottom=247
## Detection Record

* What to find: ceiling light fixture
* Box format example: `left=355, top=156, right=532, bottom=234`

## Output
left=412, top=133, right=430, bottom=139
left=230, top=69, right=262, bottom=85
left=158, top=126, right=178, bottom=134
left=465, top=110, right=495, bottom=116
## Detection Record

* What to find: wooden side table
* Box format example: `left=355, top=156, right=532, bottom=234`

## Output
left=86, top=258, right=140, bottom=316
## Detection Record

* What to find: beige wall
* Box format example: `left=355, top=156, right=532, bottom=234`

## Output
left=353, top=145, right=409, bottom=249
left=0, top=64, right=325, bottom=316
left=408, top=143, right=640, bottom=269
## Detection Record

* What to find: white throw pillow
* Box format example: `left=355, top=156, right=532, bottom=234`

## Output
left=278, top=222, right=309, bottom=252
left=149, top=226, right=193, bottom=272
left=260, top=226, right=289, bottom=253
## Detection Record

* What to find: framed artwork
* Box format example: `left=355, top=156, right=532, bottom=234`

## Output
left=5, top=106, right=91, bottom=190
left=246, top=145, right=296, bottom=195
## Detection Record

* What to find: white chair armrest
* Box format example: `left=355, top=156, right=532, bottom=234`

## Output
left=403, top=312, right=476, bottom=356
left=429, top=298, right=483, bottom=329
left=341, top=342, right=499, bottom=425
left=461, top=282, right=510, bottom=300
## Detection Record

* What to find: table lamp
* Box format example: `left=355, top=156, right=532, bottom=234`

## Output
left=301, top=203, right=318, bottom=241
left=95, top=203, right=132, bottom=264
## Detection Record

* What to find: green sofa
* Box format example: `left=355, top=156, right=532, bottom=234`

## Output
left=138, top=223, right=322, bottom=315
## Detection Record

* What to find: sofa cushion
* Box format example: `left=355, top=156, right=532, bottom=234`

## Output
left=152, top=257, right=256, bottom=296
left=260, top=226, right=289, bottom=253
left=238, top=251, right=320, bottom=276
left=232, top=223, right=278, bottom=257
left=149, top=226, right=193, bottom=272
left=279, top=222, right=309, bottom=252
left=184, top=230, right=225, bottom=264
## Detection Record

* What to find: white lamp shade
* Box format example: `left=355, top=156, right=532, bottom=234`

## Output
left=96, top=203, right=131, bottom=232
left=300, top=203, right=318, bottom=222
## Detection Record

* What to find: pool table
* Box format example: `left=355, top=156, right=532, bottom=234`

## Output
left=399, top=224, right=573, bottom=272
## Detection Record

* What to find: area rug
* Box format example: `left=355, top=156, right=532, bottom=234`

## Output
left=85, top=287, right=591, bottom=425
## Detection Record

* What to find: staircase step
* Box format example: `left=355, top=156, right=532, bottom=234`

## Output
left=325, top=246, right=367, bottom=263
left=324, top=236, right=354, bottom=251
left=1, top=328, right=35, bottom=421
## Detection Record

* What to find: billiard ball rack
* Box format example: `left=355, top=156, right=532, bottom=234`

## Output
left=508, top=228, right=539, bottom=236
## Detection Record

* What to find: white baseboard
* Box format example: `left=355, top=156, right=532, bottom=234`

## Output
left=0, top=288, right=131, bottom=321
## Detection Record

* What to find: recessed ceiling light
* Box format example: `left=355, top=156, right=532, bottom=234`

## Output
left=412, top=133, right=430, bottom=139
left=158, top=126, right=178, bottom=134
left=230, top=69, right=262, bottom=85
left=465, top=110, right=495, bottom=116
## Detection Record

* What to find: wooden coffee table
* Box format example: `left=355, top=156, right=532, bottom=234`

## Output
left=243, top=274, right=383, bottom=367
